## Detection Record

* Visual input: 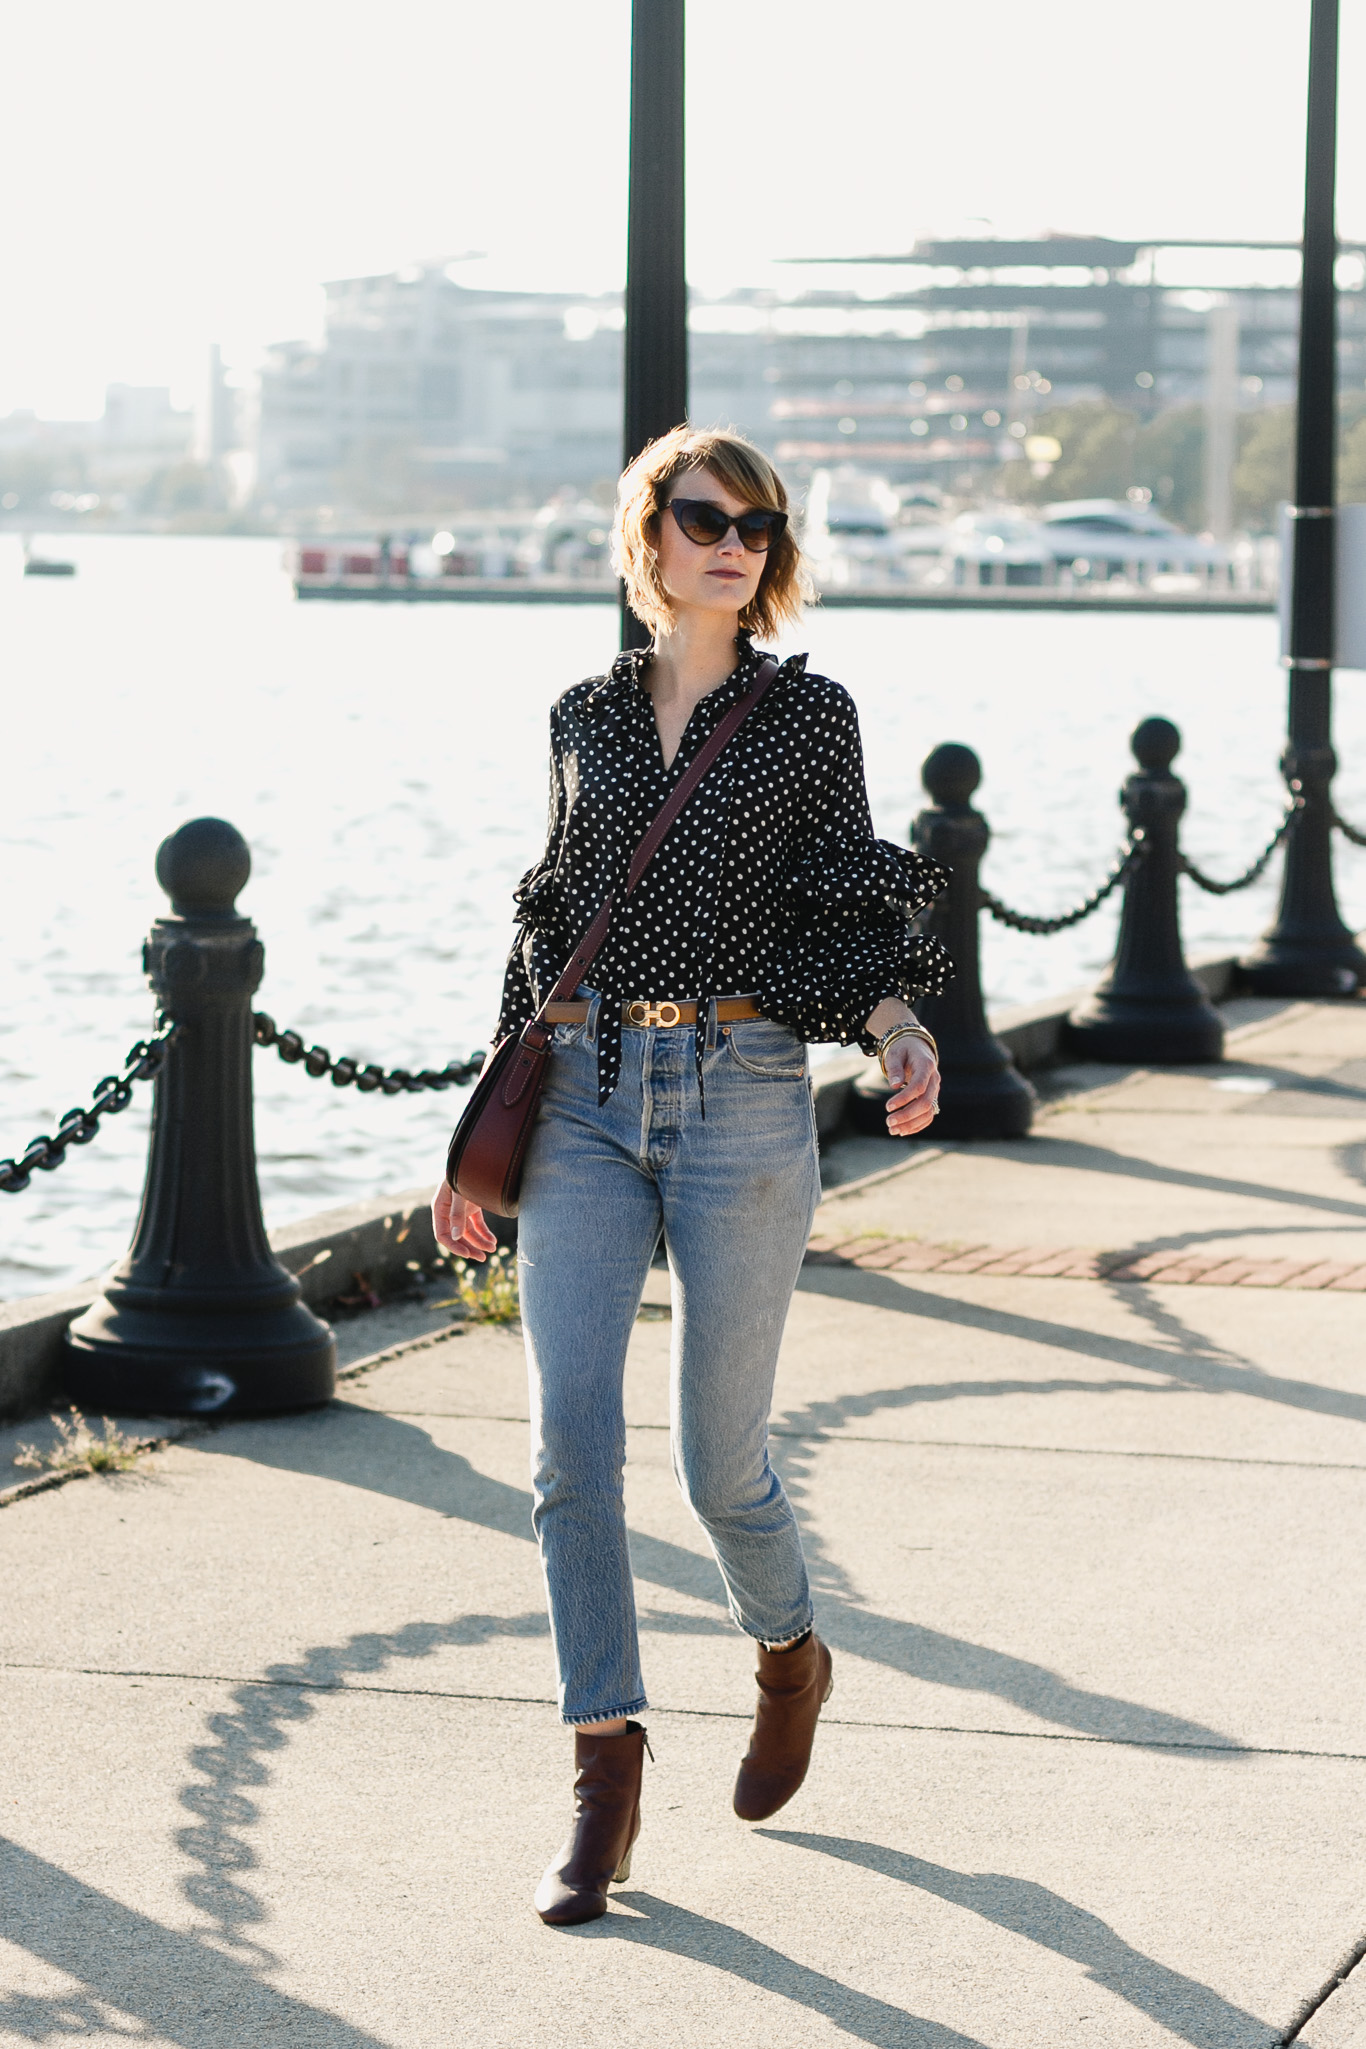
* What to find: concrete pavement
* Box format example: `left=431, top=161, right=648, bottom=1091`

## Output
left=2, top=996, right=1365, bottom=2046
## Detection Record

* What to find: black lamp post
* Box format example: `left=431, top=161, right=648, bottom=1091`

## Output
left=1242, top=0, right=1366, bottom=994
left=620, top=0, right=687, bottom=652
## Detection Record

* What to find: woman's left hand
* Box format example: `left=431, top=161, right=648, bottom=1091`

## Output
left=882, top=1035, right=940, bottom=1137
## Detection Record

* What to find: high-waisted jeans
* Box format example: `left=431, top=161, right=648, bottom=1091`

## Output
left=517, top=1007, right=822, bottom=1724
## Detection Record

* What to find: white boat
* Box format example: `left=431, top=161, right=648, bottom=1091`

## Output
left=944, top=510, right=1053, bottom=587
left=1040, top=500, right=1232, bottom=586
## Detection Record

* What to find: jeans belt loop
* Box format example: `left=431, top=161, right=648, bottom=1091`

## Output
left=704, top=996, right=720, bottom=1053
left=584, top=990, right=602, bottom=1048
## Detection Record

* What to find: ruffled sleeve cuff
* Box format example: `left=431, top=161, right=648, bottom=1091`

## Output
left=511, top=857, right=558, bottom=932
left=786, top=838, right=948, bottom=925
left=761, top=838, right=953, bottom=1049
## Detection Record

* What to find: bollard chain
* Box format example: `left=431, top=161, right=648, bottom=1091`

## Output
left=1, top=1016, right=181, bottom=1195
left=252, top=1013, right=483, bottom=1094
left=1331, top=805, right=1366, bottom=849
left=978, top=836, right=1148, bottom=935
left=1179, top=797, right=1304, bottom=895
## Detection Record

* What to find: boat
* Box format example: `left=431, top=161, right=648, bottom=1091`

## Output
left=288, top=513, right=614, bottom=602
left=945, top=510, right=1053, bottom=587
left=1039, top=500, right=1233, bottom=586
left=21, top=536, right=75, bottom=577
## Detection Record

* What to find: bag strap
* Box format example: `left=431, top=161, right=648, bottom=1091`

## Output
left=541, top=655, right=781, bottom=1013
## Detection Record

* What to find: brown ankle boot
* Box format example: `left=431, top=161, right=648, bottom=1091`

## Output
left=534, top=1721, right=646, bottom=1926
left=733, top=1632, right=832, bottom=1822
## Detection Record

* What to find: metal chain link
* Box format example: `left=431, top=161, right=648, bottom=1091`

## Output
left=978, top=835, right=1148, bottom=935
left=0, top=1016, right=181, bottom=1196
left=1179, top=797, right=1304, bottom=895
left=252, top=1013, right=483, bottom=1094
left=1331, top=805, right=1366, bottom=848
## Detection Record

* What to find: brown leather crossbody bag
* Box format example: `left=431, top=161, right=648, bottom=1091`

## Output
left=445, top=655, right=780, bottom=1216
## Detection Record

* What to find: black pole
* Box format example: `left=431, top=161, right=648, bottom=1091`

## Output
left=620, top=0, right=687, bottom=652
left=904, top=744, right=1034, bottom=1139
left=1066, top=719, right=1224, bottom=1063
left=1241, top=0, right=1366, bottom=994
left=64, top=818, right=336, bottom=1417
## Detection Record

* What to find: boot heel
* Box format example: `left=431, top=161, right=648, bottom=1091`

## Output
left=612, top=1846, right=633, bottom=1883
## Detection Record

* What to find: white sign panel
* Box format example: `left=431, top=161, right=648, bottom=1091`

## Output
left=1278, top=502, right=1366, bottom=670
left=1338, top=503, right=1366, bottom=671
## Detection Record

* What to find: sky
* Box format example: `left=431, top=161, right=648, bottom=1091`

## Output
left=1, top=0, right=1363, bottom=419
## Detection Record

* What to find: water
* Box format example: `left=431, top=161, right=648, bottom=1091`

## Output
left=5, top=533, right=1366, bottom=1300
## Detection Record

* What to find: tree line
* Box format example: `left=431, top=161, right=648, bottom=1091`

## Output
left=1012, top=397, right=1366, bottom=532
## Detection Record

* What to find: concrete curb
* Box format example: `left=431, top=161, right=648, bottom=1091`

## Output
left=0, top=954, right=1239, bottom=1423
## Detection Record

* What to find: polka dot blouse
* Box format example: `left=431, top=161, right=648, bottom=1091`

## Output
left=496, top=633, right=952, bottom=1103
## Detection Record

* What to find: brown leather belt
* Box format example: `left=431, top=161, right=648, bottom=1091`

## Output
left=543, top=995, right=764, bottom=1028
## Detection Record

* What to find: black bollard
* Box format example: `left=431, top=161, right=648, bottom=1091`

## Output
left=1066, top=719, right=1224, bottom=1063
left=905, top=744, right=1035, bottom=1138
left=63, top=819, right=337, bottom=1417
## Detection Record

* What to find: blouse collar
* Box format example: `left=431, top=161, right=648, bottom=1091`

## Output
left=585, top=632, right=805, bottom=720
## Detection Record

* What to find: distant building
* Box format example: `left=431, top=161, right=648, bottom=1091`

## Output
left=94, top=385, right=194, bottom=487
left=250, top=240, right=1366, bottom=513
left=0, top=385, right=194, bottom=516
left=194, top=345, right=238, bottom=465
left=254, top=268, right=622, bottom=511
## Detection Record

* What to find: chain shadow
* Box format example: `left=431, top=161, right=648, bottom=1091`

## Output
left=758, top=1832, right=1273, bottom=2048
left=0, top=1834, right=393, bottom=2047
left=795, top=1265, right=1366, bottom=1427
left=765, top=1423, right=1240, bottom=1752
left=177, top=1609, right=548, bottom=1961
left=600, top=1891, right=993, bottom=2048
left=210, top=1403, right=1241, bottom=1755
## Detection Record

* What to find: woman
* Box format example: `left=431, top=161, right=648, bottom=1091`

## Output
left=433, top=426, right=949, bottom=1927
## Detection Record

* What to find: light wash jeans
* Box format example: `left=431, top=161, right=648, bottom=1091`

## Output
left=517, top=1004, right=822, bottom=1725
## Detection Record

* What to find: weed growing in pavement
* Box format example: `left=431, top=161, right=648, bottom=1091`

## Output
left=437, top=1247, right=521, bottom=1325
left=14, top=1408, right=147, bottom=1476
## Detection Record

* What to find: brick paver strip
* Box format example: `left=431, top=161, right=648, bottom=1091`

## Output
left=935, top=1247, right=1010, bottom=1273
left=1288, top=1262, right=1360, bottom=1290
left=1195, top=1260, right=1265, bottom=1286
left=1057, top=1254, right=1119, bottom=1278
left=1105, top=1251, right=1192, bottom=1281
left=1016, top=1250, right=1095, bottom=1276
left=805, top=1231, right=1364, bottom=1290
left=972, top=1247, right=1064, bottom=1276
left=887, top=1242, right=977, bottom=1272
left=1233, top=1261, right=1321, bottom=1287
left=853, top=1238, right=926, bottom=1270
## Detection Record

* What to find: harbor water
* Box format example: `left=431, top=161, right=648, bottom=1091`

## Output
left=5, top=532, right=1366, bottom=1300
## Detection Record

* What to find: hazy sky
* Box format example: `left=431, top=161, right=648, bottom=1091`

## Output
left=1, top=0, right=1362, bottom=418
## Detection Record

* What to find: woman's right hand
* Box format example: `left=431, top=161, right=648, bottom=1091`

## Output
left=432, top=1180, right=498, bottom=1262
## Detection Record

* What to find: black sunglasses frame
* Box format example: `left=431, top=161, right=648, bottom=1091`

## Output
left=664, top=498, right=788, bottom=553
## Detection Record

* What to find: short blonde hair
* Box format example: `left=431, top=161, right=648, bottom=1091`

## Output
left=613, top=425, right=809, bottom=641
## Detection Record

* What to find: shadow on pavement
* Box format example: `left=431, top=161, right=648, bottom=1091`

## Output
left=761, top=1832, right=1274, bottom=2048
left=176, top=1610, right=549, bottom=1960
left=210, top=1406, right=1243, bottom=1755
left=0, top=1835, right=391, bottom=2047
left=1336, top=1137, right=1366, bottom=1189
left=602, top=1891, right=993, bottom=2048
left=965, top=1133, right=1366, bottom=1223
left=796, top=1266, right=1366, bottom=1429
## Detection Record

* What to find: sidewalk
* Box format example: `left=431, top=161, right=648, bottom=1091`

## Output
left=2, top=996, right=1365, bottom=2048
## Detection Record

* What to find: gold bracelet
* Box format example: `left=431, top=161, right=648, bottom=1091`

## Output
left=877, top=1021, right=939, bottom=1078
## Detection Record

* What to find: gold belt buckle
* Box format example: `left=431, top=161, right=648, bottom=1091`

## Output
left=627, top=1000, right=683, bottom=1028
